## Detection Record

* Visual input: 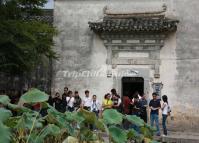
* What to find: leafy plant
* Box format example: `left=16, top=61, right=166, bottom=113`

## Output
left=20, top=88, right=49, bottom=103
left=0, top=89, right=160, bottom=143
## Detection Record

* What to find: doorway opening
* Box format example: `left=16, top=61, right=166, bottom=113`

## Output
left=122, top=77, right=144, bottom=99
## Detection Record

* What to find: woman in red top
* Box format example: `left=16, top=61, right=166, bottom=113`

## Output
left=123, top=95, right=131, bottom=115
left=122, top=95, right=131, bottom=129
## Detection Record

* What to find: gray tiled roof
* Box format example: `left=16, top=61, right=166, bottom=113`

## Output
left=88, top=15, right=179, bottom=33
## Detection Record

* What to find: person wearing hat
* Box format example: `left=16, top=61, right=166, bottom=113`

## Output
left=149, top=92, right=161, bottom=136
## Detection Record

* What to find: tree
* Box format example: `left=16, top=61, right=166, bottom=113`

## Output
left=0, top=0, right=57, bottom=75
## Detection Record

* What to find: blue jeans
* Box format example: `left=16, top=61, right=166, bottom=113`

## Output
left=131, top=113, right=140, bottom=133
left=150, top=114, right=160, bottom=135
left=162, top=114, right=168, bottom=135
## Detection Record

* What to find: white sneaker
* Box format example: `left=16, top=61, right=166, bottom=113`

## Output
left=162, top=134, right=167, bottom=137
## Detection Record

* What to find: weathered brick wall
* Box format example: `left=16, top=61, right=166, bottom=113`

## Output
left=53, top=0, right=199, bottom=131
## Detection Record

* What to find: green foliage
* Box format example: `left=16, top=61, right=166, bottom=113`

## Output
left=125, top=115, right=145, bottom=127
left=127, top=129, right=144, bottom=143
left=0, top=95, right=11, bottom=105
left=0, top=108, right=12, bottom=143
left=140, top=124, right=156, bottom=139
left=108, top=126, right=127, bottom=143
left=0, top=122, right=11, bottom=143
left=0, top=108, right=12, bottom=122
left=78, top=108, right=97, bottom=124
left=34, top=124, right=61, bottom=143
left=102, top=109, right=123, bottom=125
left=20, top=88, right=49, bottom=103
left=0, top=88, right=159, bottom=143
left=0, top=0, right=57, bottom=74
left=15, top=112, right=43, bottom=130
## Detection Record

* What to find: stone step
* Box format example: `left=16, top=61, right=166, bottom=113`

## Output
left=161, top=132, right=199, bottom=143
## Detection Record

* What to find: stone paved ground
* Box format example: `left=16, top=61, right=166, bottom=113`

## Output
left=161, top=131, right=199, bottom=143
left=101, top=131, right=199, bottom=143
left=100, top=122, right=199, bottom=143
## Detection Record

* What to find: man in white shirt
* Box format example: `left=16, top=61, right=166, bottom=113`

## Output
left=66, top=91, right=75, bottom=112
left=82, top=90, right=92, bottom=111
left=91, top=95, right=101, bottom=116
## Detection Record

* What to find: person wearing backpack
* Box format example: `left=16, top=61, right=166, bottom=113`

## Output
left=161, top=95, right=170, bottom=136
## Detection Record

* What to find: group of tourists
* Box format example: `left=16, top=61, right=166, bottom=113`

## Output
left=0, top=86, right=170, bottom=136
left=49, top=87, right=170, bottom=136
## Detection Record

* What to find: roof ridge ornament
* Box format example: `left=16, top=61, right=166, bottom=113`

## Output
left=89, top=4, right=179, bottom=34
left=103, top=4, right=167, bottom=18
left=103, top=5, right=108, bottom=15
left=162, top=3, right=167, bottom=12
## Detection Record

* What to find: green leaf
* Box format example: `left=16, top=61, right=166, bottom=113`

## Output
left=108, top=126, right=127, bottom=143
left=95, top=118, right=106, bottom=131
left=4, top=116, right=21, bottom=128
left=15, top=112, right=43, bottom=130
left=127, top=129, right=144, bottom=143
left=40, top=102, right=48, bottom=109
left=79, top=127, right=97, bottom=141
left=125, top=115, right=144, bottom=127
left=20, top=88, right=49, bottom=103
left=7, top=102, right=33, bottom=113
left=46, top=107, right=75, bottom=135
left=102, top=109, right=123, bottom=125
left=0, top=108, right=12, bottom=123
left=127, top=128, right=138, bottom=139
left=0, top=95, right=10, bottom=105
left=140, top=126, right=153, bottom=139
left=68, top=112, right=84, bottom=124
left=35, top=124, right=61, bottom=143
left=78, top=108, right=97, bottom=124
left=0, top=122, right=11, bottom=143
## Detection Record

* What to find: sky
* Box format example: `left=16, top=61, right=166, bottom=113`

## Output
left=44, top=0, right=54, bottom=9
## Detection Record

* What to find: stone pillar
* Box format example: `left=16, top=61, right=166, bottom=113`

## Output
left=106, top=45, right=112, bottom=77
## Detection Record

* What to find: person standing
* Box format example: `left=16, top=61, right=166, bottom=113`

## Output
left=162, top=95, right=169, bottom=136
left=91, top=95, right=101, bottom=117
left=102, top=93, right=113, bottom=110
left=66, top=91, right=75, bottom=112
left=112, top=94, right=122, bottom=112
left=129, top=94, right=142, bottom=132
left=122, top=95, right=131, bottom=115
left=122, top=94, right=132, bottom=129
left=62, top=87, right=69, bottom=101
left=91, top=95, right=101, bottom=131
left=48, top=94, right=54, bottom=106
left=53, top=92, right=63, bottom=112
left=74, top=91, right=82, bottom=111
left=149, top=92, right=161, bottom=136
left=62, top=87, right=69, bottom=111
left=82, top=90, right=92, bottom=111
left=131, top=94, right=141, bottom=117
left=140, top=93, right=148, bottom=123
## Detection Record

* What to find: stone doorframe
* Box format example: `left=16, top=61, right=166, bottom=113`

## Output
left=102, top=33, right=166, bottom=79
left=113, top=66, right=151, bottom=96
